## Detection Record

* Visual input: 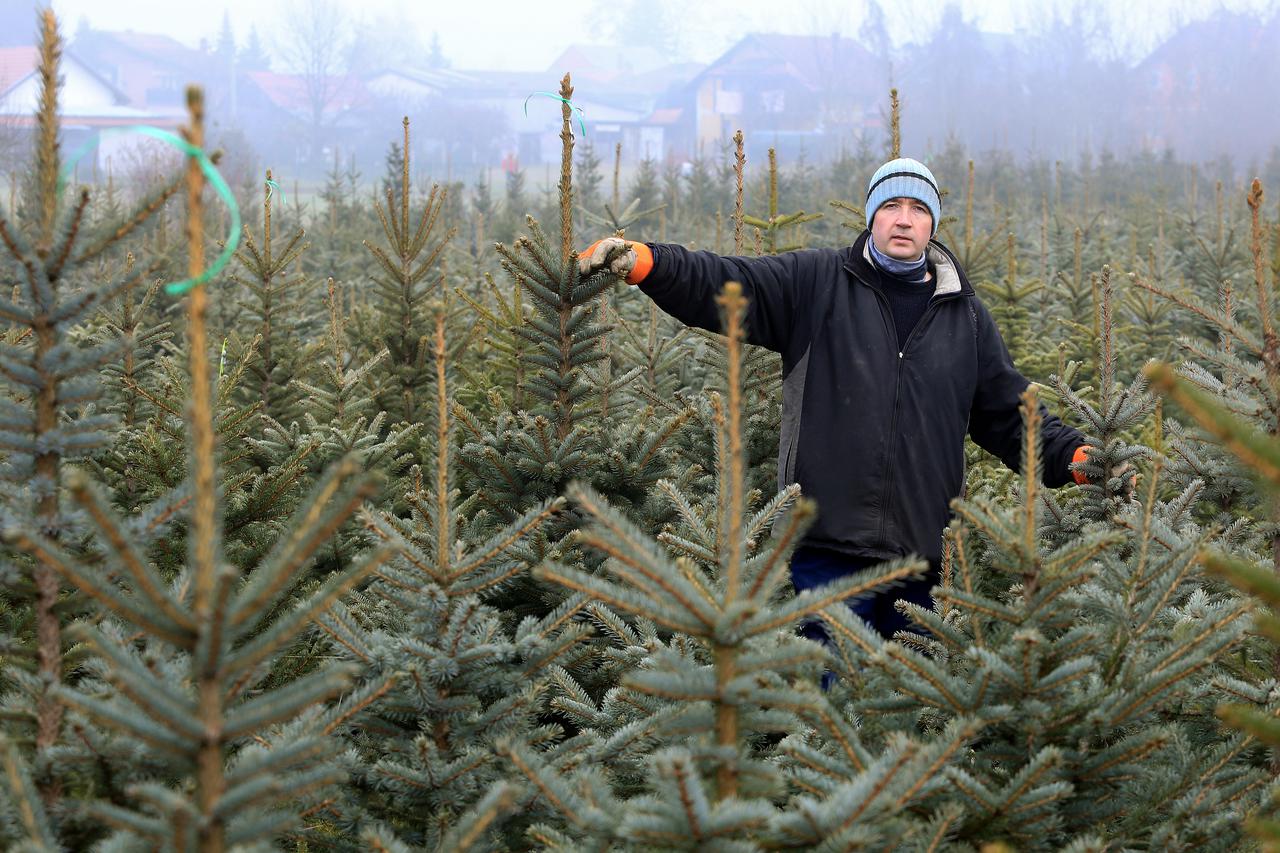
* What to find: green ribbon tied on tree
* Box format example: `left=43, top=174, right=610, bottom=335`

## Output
left=265, top=178, right=285, bottom=205
left=59, top=125, right=242, bottom=296
left=523, top=92, right=587, bottom=137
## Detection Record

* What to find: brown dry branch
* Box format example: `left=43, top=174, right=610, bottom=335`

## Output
left=733, top=130, right=745, bottom=254
left=889, top=88, right=902, bottom=159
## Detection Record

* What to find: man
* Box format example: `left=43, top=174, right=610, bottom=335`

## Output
left=578, top=157, right=1118, bottom=638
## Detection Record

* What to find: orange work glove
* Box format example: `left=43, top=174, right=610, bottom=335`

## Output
left=577, top=237, right=654, bottom=284
left=1072, top=445, right=1138, bottom=498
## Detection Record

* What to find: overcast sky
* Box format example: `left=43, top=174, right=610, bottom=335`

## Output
left=42, top=0, right=1277, bottom=71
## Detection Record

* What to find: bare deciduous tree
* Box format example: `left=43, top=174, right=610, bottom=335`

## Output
left=278, top=0, right=353, bottom=163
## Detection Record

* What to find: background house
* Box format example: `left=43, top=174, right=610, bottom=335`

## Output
left=362, top=46, right=704, bottom=179
left=0, top=44, right=181, bottom=178
left=71, top=30, right=209, bottom=112
left=238, top=70, right=376, bottom=172
left=1130, top=12, right=1280, bottom=163
left=682, top=33, right=886, bottom=162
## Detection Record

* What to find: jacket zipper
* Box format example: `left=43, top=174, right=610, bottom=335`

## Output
left=867, top=285, right=901, bottom=544
left=846, top=260, right=963, bottom=547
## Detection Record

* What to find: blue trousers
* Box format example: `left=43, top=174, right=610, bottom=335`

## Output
left=791, top=546, right=940, bottom=642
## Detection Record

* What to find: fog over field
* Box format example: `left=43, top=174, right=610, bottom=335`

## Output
left=39, top=0, right=1278, bottom=69
left=3, top=0, right=1279, bottom=181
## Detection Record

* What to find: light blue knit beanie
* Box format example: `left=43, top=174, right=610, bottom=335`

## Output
left=866, top=158, right=941, bottom=237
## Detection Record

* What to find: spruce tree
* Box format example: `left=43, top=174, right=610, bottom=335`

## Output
left=573, top=140, right=602, bottom=234
left=939, top=159, right=1005, bottom=285
left=497, top=166, right=527, bottom=245
left=294, top=277, right=416, bottom=475
left=312, top=149, right=368, bottom=289
left=1134, top=180, right=1276, bottom=539
left=1046, top=266, right=1152, bottom=525
left=0, top=10, right=180, bottom=796
left=612, top=301, right=692, bottom=400
left=453, top=268, right=530, bottom=414
left=288, top=277, right=418, bottom=571
left=100, top=322, right=323, bottom=574
left=457, top=75, right=684, bottom=527
left=1121, top=241, right=1177, bottom=364
left=317, top=306, right=578, bottom=850
left=628, top=155, right=661, bottom=220
left=471, top=170, right=496, bottom=252
left=90, top=267, right=174, bottom=512
left=743, top=148, right=822, bottom=254
left=363, top=118, right=454, bottom=428
left=975, top=232, right=1044, bottom=372
left=1, top=86, right=395, bottom=851
left=1146, top=359, right=1280, bottom=850
left=381, top=140, right=407, bottom=217
left=231, top=169, right=311, bottom=425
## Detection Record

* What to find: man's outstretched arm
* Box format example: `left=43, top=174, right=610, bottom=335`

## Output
left=579, top=237, right=816, bottom=354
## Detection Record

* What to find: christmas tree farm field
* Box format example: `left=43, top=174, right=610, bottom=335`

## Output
left=1, top=14, right=1279, bottom=851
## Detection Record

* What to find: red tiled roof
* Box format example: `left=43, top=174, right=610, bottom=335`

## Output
left=0, top=46, right=38, bottom=95
left=246, top=71, right=371, bottom=112
left=0, top=45, right=131, bottom=107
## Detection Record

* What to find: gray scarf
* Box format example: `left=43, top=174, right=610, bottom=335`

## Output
left=868, top=236, right=928, bottom=283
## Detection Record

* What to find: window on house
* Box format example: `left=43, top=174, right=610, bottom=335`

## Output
left=761, top=90, right=785, bottom=113
left=715, top=90, right=743, bottom=114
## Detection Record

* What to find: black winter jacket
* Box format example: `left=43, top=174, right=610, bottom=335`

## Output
left=639, top=231, right=1086, bottom=565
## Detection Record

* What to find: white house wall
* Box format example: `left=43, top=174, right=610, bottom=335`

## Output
left=0, top=59, right=122, bottom=116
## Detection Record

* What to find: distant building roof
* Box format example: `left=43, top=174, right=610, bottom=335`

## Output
left=548, top=44, right=671, bottom=81
left=0, top=44, right=130, bottom=108
left=365, top=67, right=485, bottom=102
left=0, top=46, right=38, bottom=94
left=1136, top=10, right=1276, bottom=72
left=698, top=32, right=880, bottom=93
left=629, top=62, right=705, bottom=92
left=72, top=29, right=206, bottom=71
left=462, top=70, right=567, bottom=94
left=375, top=67, right=476, bottom=88
left=245, top=71, right=371, bottom=114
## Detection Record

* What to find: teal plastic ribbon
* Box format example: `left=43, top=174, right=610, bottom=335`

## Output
left=523, top=92, right=587, bottom=137
left=59, top=125, right=241, bottom=296
left=265, top=178, right=285, bottom=205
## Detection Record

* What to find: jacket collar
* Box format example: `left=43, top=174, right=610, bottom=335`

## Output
left=843, top=231, right=974, bottom=298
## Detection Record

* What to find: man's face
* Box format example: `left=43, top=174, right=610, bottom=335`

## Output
left=870, top=196, right=933, bottom=260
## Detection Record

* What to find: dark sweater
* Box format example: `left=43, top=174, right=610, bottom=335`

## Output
left=872, top=261, right=936, bottom=350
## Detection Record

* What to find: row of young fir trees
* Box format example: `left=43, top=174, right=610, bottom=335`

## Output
left=0, top=11, right=1277, bottom=851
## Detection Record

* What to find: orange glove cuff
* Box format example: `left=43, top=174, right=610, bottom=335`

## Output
left=1071, top=444, right=1091, bottom=486
left=626, top=242, right=654, bottom=285
left=578, top=240, right=653, bottom=285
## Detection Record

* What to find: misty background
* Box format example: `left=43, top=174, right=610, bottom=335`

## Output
left=1, top=0, right=1278, bottom=194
